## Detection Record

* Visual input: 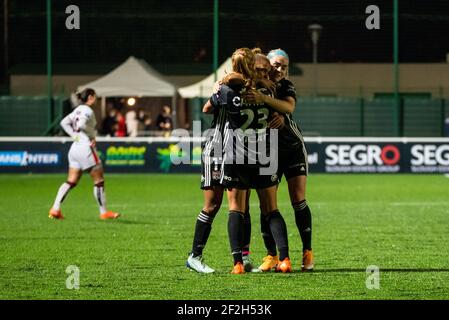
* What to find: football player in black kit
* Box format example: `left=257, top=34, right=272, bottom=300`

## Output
left=186, top=84, right=263, bottom=273
left=216, top=48, right=291, bottom=274
left=185, top=97, right=227, bottom=273
left=186, top=60, right=263, bottom=274
left=244, top=48, right=314, bottom=272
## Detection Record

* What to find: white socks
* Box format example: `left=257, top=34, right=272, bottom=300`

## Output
left=53, top=182, right=75, bottom=210
left=52, top=181, right=108, bottom=215
left=94, top=181, right=107, bottom=214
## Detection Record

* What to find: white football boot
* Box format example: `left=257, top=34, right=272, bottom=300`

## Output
left=186, top=253, right=215, bottom=274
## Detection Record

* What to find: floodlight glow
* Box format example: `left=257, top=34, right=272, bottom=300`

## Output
left=127, top=98, right=136, bottom=106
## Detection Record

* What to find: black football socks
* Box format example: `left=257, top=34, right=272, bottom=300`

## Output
left=191, top=211, right=215, bottom=257
left=260, top=212, right=277, bottom=257
left=228, top=210, right=245, bottom=265
left=265, top=210, right=289, bottom=261
left=293, top=200, right=312, bottom=252
left=242, top=209, right=251, bottom=256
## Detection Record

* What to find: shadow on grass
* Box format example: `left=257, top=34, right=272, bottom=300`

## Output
left=99, top=219, right=153, bottom=225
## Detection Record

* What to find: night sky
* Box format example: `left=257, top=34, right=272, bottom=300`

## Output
left=2, top=0, right=449, bottom=76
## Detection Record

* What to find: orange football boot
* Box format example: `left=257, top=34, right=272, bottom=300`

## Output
left=276, top=258, right=292, bottom=273
left=301, top=250, right=314, bottom=272
left=258, top=255, right=280, bottom=272
left=100, top=211, right=120, bottom=220
left=231, top=262, right=245, bottom=274
left=48, top=208, right=64, bottom=220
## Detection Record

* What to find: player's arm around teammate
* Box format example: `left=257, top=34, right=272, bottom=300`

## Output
left=48, top=88, right=120, bottom=221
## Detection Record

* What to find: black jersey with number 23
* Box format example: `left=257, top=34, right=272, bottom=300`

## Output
left=211, top=84, right=275, bottom=166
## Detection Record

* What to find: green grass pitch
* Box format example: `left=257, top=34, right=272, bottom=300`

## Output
left=0, top=173, right=448, bottom=300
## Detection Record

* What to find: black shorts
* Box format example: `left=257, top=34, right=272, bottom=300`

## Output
left=201, top=156, right=223, bottom=189
left=277, top=145, right=308, bottom=181
left=220, top=163, right=279, bottom=190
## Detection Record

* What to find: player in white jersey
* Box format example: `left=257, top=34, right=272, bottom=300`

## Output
left=48, top=88, right=120, bottom=220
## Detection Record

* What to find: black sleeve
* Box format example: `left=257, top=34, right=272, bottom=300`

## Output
left=210, top=91, right=220, bottom=108
left=277, top=79, right=297, bottom=101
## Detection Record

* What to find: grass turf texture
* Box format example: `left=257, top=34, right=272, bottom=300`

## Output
left=0, top=173, right=448, bottom=300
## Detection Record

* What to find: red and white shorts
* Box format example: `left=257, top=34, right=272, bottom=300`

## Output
left=68, top=143, right=101, bottom=171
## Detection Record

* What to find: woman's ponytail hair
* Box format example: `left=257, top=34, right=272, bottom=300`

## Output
left=231, top=48, right=256, bottom=89
left=76, top=88, right=96, bottom=103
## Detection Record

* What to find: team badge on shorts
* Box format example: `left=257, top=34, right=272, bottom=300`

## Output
left=212, top=170, right=221, bottom=181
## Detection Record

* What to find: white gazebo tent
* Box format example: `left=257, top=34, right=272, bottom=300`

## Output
left=178, top=57, right=232, bottom=98
left=77, top=56, right=177, bottom=125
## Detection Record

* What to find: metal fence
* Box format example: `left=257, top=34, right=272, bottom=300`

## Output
left=1, top=96, right=448, bottom=137
left=193, top=97, right=449, bottom=137
left=0, top=96, right=66, bottom=136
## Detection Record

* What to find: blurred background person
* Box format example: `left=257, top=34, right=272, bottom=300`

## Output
left=115, top=110, right=127, bottom=137
left=101, top=108, right=118, bottom=137
left=138, top=109, right=153, bottom=136
left=126, top=106, right=139, bottom=137
left=156, top=105, right=173, bottom=137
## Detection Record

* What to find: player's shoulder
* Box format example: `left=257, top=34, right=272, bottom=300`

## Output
left=75, top=104, right=94, bottom=117
left=220, top=83, right=242, bottom=95
left=278, top=78, right=295, bottom=89
left=277, top=78, right=297, bottom=98
left=215, top=84, right=244, bottom=104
